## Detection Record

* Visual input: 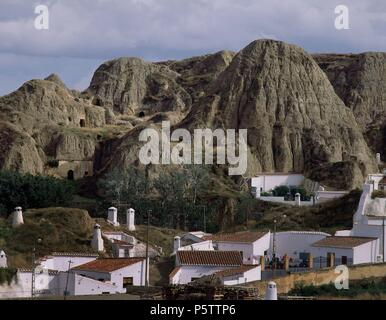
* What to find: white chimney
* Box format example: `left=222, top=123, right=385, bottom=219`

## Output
left=295, top=193, right=301, bottom=206
left=376, top=153, right=381, bottom=164
left=265, top=281, right=278, bottom=300
left=0, top=250, right=7, bottom=268
left=173, top=236, right=181, bottom=253
left=91, top=224, right=104, bottom=252
left=127, top=208, right=136, bottom=231
left=107, top=207, right=119, bottom=227
left=12, top=207, right=24, bottom=228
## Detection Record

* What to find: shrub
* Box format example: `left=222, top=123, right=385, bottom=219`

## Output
left=0, top=170, right=75, bottom=216
left=372, top=190, right=386, bottom=199
left=47, top=160, right=59, bottom=168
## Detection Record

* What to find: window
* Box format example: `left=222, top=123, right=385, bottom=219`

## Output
left=79, top=119, right=86, bottom=127
left=138, top=111, right=145, bottom=118
left=123, top=277, right=133, bottom=288
left=67, top=170, right=74, bottom=180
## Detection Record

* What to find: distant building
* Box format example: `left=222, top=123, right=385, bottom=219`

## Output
left=71, top=258, right=147, bottom=289
left=103, top=231, right=159, bottom=258
left=311, top=236, right=379, bottom=266
left=251, top=173, right=305, bottom=198
left=205, top=231, right=271, bottom=265
left=170, top=250, right=261, bottom=285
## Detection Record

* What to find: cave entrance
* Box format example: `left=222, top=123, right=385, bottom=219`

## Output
left=67, top=170, right=74, bottom=180
left=79, top=119, right=86, bottom=127
left=138, top=111, right=145, bottom=118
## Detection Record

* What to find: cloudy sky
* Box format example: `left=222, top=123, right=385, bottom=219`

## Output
left=0, top=0, right=385, bottom=95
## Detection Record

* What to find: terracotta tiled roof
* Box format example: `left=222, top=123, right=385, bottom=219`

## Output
left=169, top=267, right=181, bottom=279
left=204, top=231, right=268, bottom=243
left=215, top=265, right=258, bottom=278
left=312, top=236, right=377, bottom=248
left=51, top=252, right=99, bottom=257
left=72, top=258, right=144, bottom=272
left=177, top=250, right=243, bottom=266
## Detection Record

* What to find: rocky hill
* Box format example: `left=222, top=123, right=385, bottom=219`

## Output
left=0, top=39, right=383, bottom=191
left=313, top=53, right=386, bottom=158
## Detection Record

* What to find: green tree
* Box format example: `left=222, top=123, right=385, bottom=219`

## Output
left=0, top=170, right=74, bottom=216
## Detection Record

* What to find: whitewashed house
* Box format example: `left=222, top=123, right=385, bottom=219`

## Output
left=311, top=236, right=379, bottom=266
left=179, top=231, right=213, bottom=244
left=71, top=258, right=148, bottom=289
left=205, top=231, right=271, bottom=265
left=214, top=265, right=261, bottom=286
left=251, top=173, right=305, bottom=198
left=170, top=250, right=261, bottom=285
left=103, top=231, right=159, bottom=258
left=334, top=175, right=386, bottom=262
left=38, top=252, right=99, bottom=271
left=268, top=231, right=330, bottom=263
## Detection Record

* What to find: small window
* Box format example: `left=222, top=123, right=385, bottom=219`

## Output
left=138, top=111, right=145, bottom=118
left=67, top=170, right=74, bottom=180
left=84, top=171, right=89, bottom=176
left=79, top=119, right=86, bottom=127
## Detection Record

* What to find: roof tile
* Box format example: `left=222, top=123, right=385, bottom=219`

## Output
left=177, top=250, right=243, bottom=266
left=72, top=258, right=144, bottom=272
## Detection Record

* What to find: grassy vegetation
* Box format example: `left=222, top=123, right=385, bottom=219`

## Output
left=0, top=207, right=96, bottom=267
left=0, top=206, right=180, bottom=286
left=0, top=268, right=17, bottom=285
left=289, top=277, right=386, bottom=299
left=253, top=190, right=361, bottom=233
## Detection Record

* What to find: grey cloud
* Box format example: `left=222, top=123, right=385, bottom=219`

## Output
left=0, top=0, right=385, bottom=95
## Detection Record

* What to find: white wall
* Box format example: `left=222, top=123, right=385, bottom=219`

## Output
left=39, top=255, right=97, bottom=271
left=72, top=260, right=147, bottom=288
left=215, top=233, right=270, bottom=265
left=251, top=174, right=304, bottom=194
left=315, top=191, right=348, bottom=203
left=222, top=266, right=261, bottom=286
left=172, top=266, right=234, bottom=285
left=268, top=231, right=330, bottom=260
left=310, top=240, right=379, bottom=265
left=311, top=247, right=353, bottom=263
left=0, top=270, right=57, bottom=299
left=353, top=241, right=379, bottom=264
left=178, top=240, right=214, bottom=252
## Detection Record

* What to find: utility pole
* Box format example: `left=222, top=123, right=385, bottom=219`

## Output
left=272, top=219, right=277, bottom=277
left=64, top=260, right=73, bottom=299
left=31, top=238, right=41, bottom=299
left=145, top=209, right=151, bottom=287
left=383, top=217, right=385, bottom=263
left=203, top=205, right=206, bottom=233
left=31, top=245, right=36, bottom=298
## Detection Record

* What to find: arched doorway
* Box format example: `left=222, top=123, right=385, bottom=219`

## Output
left=67, top=170, right=74, bottom=180
left=138, top=111, right=145, bottom=118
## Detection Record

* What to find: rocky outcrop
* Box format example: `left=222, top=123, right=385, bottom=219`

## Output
left=0, top=40, right=382, bottom=190
left=314, top=53, right=386, bottom=159
left=85, top=57, right=192, bottom=117
left=181, top=40, right=377, bottom=187
left=160, top=50, right=236, bottom=102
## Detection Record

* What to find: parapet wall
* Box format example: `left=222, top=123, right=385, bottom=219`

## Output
left=246, top=262, right=386, bottom=295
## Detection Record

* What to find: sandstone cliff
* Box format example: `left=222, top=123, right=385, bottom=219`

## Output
left=181, top=40, right=377, bottom=187
left=314, top=53, right=386, bottom=159
left=0, top=39, right=382, bottom=189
